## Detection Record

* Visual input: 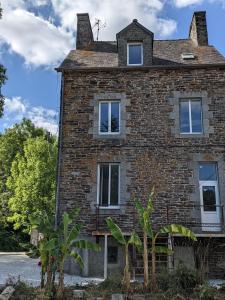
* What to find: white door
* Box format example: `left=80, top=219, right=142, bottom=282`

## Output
left=200, top=181, right=221, bottom=232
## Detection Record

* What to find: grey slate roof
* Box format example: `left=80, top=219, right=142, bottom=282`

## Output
left=58, top=39, right=225, bottom=70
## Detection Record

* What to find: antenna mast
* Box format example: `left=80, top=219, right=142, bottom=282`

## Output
left=92, top=18, right=106, bottom=41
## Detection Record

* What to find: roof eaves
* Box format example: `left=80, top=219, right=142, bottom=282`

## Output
left=55, top=63, right=225, bottom=72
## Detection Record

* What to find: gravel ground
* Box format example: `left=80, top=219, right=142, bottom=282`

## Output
left=0, top=252, right=103, bottom=287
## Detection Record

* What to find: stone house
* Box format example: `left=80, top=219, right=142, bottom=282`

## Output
left=56, top=11, right=225, bottom=279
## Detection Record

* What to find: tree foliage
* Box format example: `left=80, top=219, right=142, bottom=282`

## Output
left=0, top=3, right=7, bottom=117
left=6, top=134, right=57, bottom=230
left=0, top=118, right=52, bottom=227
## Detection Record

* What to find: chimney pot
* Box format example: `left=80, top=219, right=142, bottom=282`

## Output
left=133, top=19, right=138, bottom=23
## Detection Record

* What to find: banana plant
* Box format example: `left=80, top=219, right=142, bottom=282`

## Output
left=151, top=223, right=197, bottom=289
left=135, top=190, right=197, bottom=290
left=30, top=212, right=57, bottom=290
left=106, top=217, right=142, bottom=292
left=135, top=189, right=154, bottom=289
left=56, top=212, right=100, bottom=299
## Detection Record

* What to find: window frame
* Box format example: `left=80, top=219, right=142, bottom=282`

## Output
left=179, top=98, right=203, bottom=135
left=97, top=163, right=120, bottom=209
left=127, top=42, right=143, bottom=66
left=99, top=101, right=121, bottom=135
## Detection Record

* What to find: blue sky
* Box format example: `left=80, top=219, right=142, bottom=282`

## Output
left=0, top=0, right=225, bottom=135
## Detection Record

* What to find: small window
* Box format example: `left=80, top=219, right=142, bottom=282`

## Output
left=179, top=99, right=202, bottom=134
left=99, top=101, right=120, bottom=134
left=98, top=163, right=120, bottom=207
left=108, top=246, right=118, bottom=264
left=127, top=43, right=143, bottom=65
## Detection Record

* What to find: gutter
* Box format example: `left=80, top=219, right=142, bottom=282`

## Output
left=55, top=63, right=225, bottom=73
left=55, top=74, right=64, bottom=229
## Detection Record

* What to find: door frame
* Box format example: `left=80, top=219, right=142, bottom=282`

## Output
left=199, top=180, right=221, bottom=231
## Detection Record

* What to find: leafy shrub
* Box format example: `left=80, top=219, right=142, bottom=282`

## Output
left=199, top=283, right=216, bottom=300
left=0, top=227, right=29, bottom=251
left=158, top=264, right=198, bottom=296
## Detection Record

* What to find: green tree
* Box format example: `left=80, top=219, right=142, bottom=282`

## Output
left=0, top=3, right=7, bottom=117
left=0, top=119, right=50, bottom=226
left=7, top=135, right=57, bottom=231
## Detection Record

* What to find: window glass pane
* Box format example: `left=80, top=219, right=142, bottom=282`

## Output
left=180, top=101, right=190, bottom=133
left=100, top=103, right=109, bottom=132
left=111, top=102, right=119, bottom=133
left=199, top=163, right=217, bottom=181
left=99, top=165, right=109, bottom=206
left=202, top=186, right=216, bottom=212
left=110, top=165, right=119, bottom=205
left=108, top=246, right=118, bottom=264
left=191, top=100, right=202, bottom=133
left=129, top=44, right=142, bottom=65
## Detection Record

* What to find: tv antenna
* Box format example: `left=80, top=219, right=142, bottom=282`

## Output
left=92, top=18, right=106, bottom=41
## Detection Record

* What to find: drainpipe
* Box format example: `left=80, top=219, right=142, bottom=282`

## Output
left=168, top=233, right=173, bottom=272
left=104, top=235, right=108, bottom=279
left=55, top=73, right=64, bottom=229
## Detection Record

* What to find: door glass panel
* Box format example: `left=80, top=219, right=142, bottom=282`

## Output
left=100, top=103, right=109, bottom=132
left=111, top=102, right=119, bottom=132
left=99, top=165, right=109, bottom=206
left=202, top=186, right=216, bottom=212
left=180, top=101, right=190, bottom=133
left=199, top=163, right=217, bottom=181
left=191, top=100, right=202, bottom=133
left=110, top=165, right=119, bottom=205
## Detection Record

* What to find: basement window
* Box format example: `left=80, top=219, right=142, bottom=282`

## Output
left=98, top=163, right=120, bottom=208
left=108, top=246, right=118, bottom=264
left=127, top=43, right=143, bottom=65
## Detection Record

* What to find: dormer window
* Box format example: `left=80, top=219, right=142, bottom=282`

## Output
left=127, top=43, right=143, bottom=66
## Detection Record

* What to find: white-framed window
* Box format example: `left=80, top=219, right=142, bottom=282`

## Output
left=127, top=43, right=143, bottom=66
left=179, top=98, right=203, bottom=134
left=97, top=163, right=120, bottom=208
left=99, top=101, right=120, bottom=134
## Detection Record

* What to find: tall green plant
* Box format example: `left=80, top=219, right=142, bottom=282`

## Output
left=31, top=211, right=100, bottom=299
left=135, top=190, right=197, bottom=289
left=135, top=189, right=154, bottom=289
left=106, top=217, right=141, bottom=292
left=56, top=212, right=100, bottom=299
left=30, top=212, right=57, bottom=291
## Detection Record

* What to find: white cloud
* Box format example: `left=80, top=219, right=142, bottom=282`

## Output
left=173, top=0, right=225, bottom=7
left=4, top=97, right=26, bottom=114
left=173, top=0, right=203, bottom=7
left=0, top=0, right=178, bottom=66
left=51, top=0, right=176, bottom=40
left=3, top=97, right=58, bottom=134
left=0, top=6, right=73, bottom=66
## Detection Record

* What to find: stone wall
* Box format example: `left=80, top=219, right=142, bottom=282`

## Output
left=58, top=66, right=225, bottom=234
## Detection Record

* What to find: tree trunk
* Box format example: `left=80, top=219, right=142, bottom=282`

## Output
left=46, top=255, right=53, bottom=292
left=152, top=239, right=157, bottom=290
left=41, top=267, right=45, bottom=289
left=143, top=231, right=149, bottom=289
left=56, top=259, right=65, bottom=299
left=123, top=244, right=130, bottom=292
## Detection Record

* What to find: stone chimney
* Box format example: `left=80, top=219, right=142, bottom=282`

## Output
left=76, top=13, right=93, bottom=50
left=189, top=11, right=208, bottom=46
